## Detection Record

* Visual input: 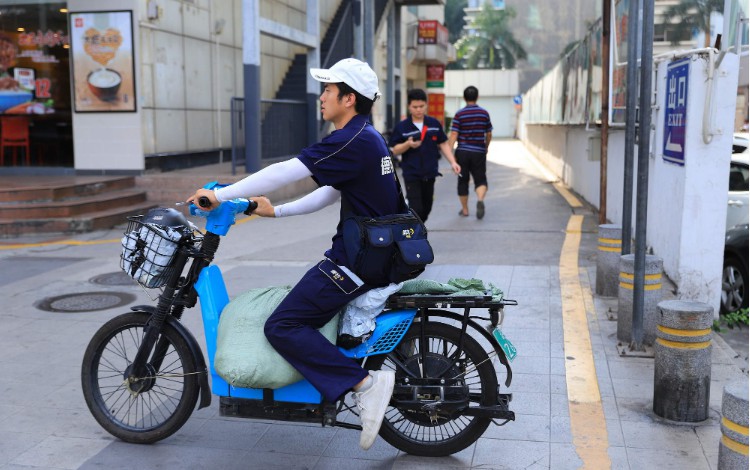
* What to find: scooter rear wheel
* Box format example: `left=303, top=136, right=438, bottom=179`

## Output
left=365, top=321, right=498, bottom=456
left=81, top=312, right=200, bottom=444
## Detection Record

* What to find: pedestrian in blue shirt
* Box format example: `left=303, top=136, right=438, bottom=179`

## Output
left=187, top=58, right=396, bottom=451
left=448, top=86, right=493, bottom=219
left=389, top=89, right=461, bottom=222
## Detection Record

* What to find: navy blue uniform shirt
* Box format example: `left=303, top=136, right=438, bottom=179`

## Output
left=297, top=113, right=400, bottom=267
left=388, top=115, right=447, bottom=181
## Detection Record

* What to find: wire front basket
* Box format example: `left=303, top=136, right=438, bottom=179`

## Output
left=120, top=216, right=190, bottom=289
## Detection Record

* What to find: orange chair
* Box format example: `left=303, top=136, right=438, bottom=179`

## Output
left=0, top=116, right=30, bottom=166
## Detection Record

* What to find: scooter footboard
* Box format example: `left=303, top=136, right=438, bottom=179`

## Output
left=219, top=395, right=338, bottom=425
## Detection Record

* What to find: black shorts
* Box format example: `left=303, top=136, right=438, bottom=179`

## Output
left=456, top=149, right=488, bottom=196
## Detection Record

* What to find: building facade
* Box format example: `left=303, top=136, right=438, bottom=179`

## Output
left=0, top=0, right=454, bottom=174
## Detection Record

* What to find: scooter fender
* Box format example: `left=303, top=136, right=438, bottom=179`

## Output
left=425, top=309, right=513, bottom=388
left=130, top=305, right=212, bottom=409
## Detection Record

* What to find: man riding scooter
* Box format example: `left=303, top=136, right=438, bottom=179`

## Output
left=188, top=58, right=397, bottom=450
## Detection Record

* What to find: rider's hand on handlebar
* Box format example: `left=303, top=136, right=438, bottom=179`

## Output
left=251, top=196, right=275, bottom=217
left=186, top=188, right=219, bottom=210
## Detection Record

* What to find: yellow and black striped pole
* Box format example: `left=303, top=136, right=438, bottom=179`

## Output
left=719, top=381, right=748, bottom=469
left=596, top=224, right=622, bottom=296
left=617, top=253, right=663, bottom=344
left=653, top=300, right=712, bottom=422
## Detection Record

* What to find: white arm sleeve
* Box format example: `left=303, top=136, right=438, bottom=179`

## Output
left=214, top=158, right=312, bottom=202
left=274, top=186, right=340, bottom=218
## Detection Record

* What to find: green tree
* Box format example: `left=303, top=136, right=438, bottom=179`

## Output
left=445, top=0, right=468, bottom=44
left=662, top=0, right=724, bottom=47
left=454, top=3, right=527, bottom=69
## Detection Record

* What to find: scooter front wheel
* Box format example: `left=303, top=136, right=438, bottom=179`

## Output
left=365, top=321, right=498, bottom=456
left=81, top=312, right=200, bottom=444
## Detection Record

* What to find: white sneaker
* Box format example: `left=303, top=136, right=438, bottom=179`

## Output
left=353, top=370, right=395, bottom=450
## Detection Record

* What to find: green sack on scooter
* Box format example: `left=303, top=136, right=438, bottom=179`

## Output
left=213, top=286, right=340, bottom=389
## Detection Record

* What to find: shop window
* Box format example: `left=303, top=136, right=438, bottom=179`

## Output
left=0, top=3, right=72, bottom=167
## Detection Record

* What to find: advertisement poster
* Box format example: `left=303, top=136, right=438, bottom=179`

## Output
left=610, top=0, right=631, bottom=124
left=426, top=64, right=444, bottom=88
left=427, top=93, right=444, bottom=125
left=418, top=21, right=438, bottom=45
left=70, top=11, right=135, bottom=112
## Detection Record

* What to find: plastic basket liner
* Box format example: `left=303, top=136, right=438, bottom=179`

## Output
left=120, top=220, right=185, bottom=288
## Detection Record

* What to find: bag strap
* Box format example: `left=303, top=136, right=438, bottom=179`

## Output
left=381, top=131, right=409, bottom=213
left=341, top=127, right=409, bottom=216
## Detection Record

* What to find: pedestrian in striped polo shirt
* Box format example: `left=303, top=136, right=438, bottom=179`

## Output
left=448, top=86, right=493, bottom=219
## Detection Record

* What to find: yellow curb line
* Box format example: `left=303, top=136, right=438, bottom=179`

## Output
left=553, top=181, right=583, bottom=208
left=0, top=238, right=122, bottom=250
left=560, top=214, right=611, bottom=469
left=0, top=214, right=259, bottom=250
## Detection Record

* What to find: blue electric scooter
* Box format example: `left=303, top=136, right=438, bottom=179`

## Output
left=81, top=183, right=516, bottom=456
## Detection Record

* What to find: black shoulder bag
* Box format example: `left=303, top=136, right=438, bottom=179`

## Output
left=341, top=147, right=434, bottom=286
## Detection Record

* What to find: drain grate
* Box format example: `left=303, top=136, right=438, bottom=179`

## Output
left=36, top=292, right=137, bottom=313
left=89, top=272, right=135, bottom=286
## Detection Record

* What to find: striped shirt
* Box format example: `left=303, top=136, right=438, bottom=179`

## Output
left=450, top=104, right=493, bottom=153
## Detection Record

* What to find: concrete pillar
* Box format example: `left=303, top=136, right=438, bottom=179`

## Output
left=353, top=0, right=363, bottom=59
left=306, top=0, right=320, bottom=145
left=653, top=300, right=712, bottom=422
left=393, top=5, right=401, bottom=123
left=596, top=224, right=622, bottom=296
left=617, top=254, right=663, bottom=344
left=363, top=0, right=374, bottom=65
left=242, top=0, right=261, bottom=173
left=719, top=381, right=749, bottom=469
left=386, top=4, right=395, bottom=132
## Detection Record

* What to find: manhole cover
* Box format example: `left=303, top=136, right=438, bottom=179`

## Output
left=90, top=272, right=135, bottom=286
left=36, top=292, right=137, bottom=313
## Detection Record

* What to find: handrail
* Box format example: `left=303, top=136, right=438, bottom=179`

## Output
left=260, top=98, right=306, bottom=105
left=322, top=1, right=352, bottom=68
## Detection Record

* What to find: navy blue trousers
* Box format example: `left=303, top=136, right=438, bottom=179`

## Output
left=264, top=263, right=371, bottom=402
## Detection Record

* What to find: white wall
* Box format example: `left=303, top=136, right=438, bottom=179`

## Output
left=647, top=53, right=739, bottom=312
left=70, top=0, right=143, bottom=172
left=520, top=52, right=740, bottom=314
left=444, top=69, right=520, bottom=138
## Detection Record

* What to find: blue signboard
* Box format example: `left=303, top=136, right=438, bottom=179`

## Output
left=663, top=59, right=690, bottom=166
left=513, top=95, right=522, bottom=105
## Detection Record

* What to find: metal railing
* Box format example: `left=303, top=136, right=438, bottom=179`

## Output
left=230, top=97, right=245, bottom=175
left=230, top=98, right=309, bottom=173
left=260, top=99, right=308, bottom=161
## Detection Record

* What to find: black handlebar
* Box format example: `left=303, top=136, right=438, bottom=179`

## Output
left=244, top=199, right=259, bottom=215
left=197, top=196, right=258, bottom=216
left=198, top=196, right=211, bottom=208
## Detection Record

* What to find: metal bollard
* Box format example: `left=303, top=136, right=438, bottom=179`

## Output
left=617, top=254, right=663, bottom=344
left=718, top=381, right=749, bottom=469
left=653, top=300, right=712, bottom=422
left=596, top=224, right=622, bottom=297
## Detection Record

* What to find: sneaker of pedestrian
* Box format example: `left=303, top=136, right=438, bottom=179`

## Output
left=353, top=370, right=395, bottom=450
left=476, top=200, right=485, bottom=220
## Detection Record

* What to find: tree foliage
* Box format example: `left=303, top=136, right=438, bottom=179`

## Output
left=454, top=3, right=527, bottom=69
left=662, top=0, right=724, bottom=47
left=445, top=0, right=468, bottom=44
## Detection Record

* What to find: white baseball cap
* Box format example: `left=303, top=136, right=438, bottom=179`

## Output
left=310, top=58, right=380, bottom=101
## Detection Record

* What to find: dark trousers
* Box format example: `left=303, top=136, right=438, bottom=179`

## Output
left=456, top=149, right=488, bottom=196
left=264, top=263, right=370, bottom=402
left=405, top=178, right=436, bottom=222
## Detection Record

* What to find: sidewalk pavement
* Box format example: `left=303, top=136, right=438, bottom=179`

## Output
left=0, top=140, right=746, bottom=469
